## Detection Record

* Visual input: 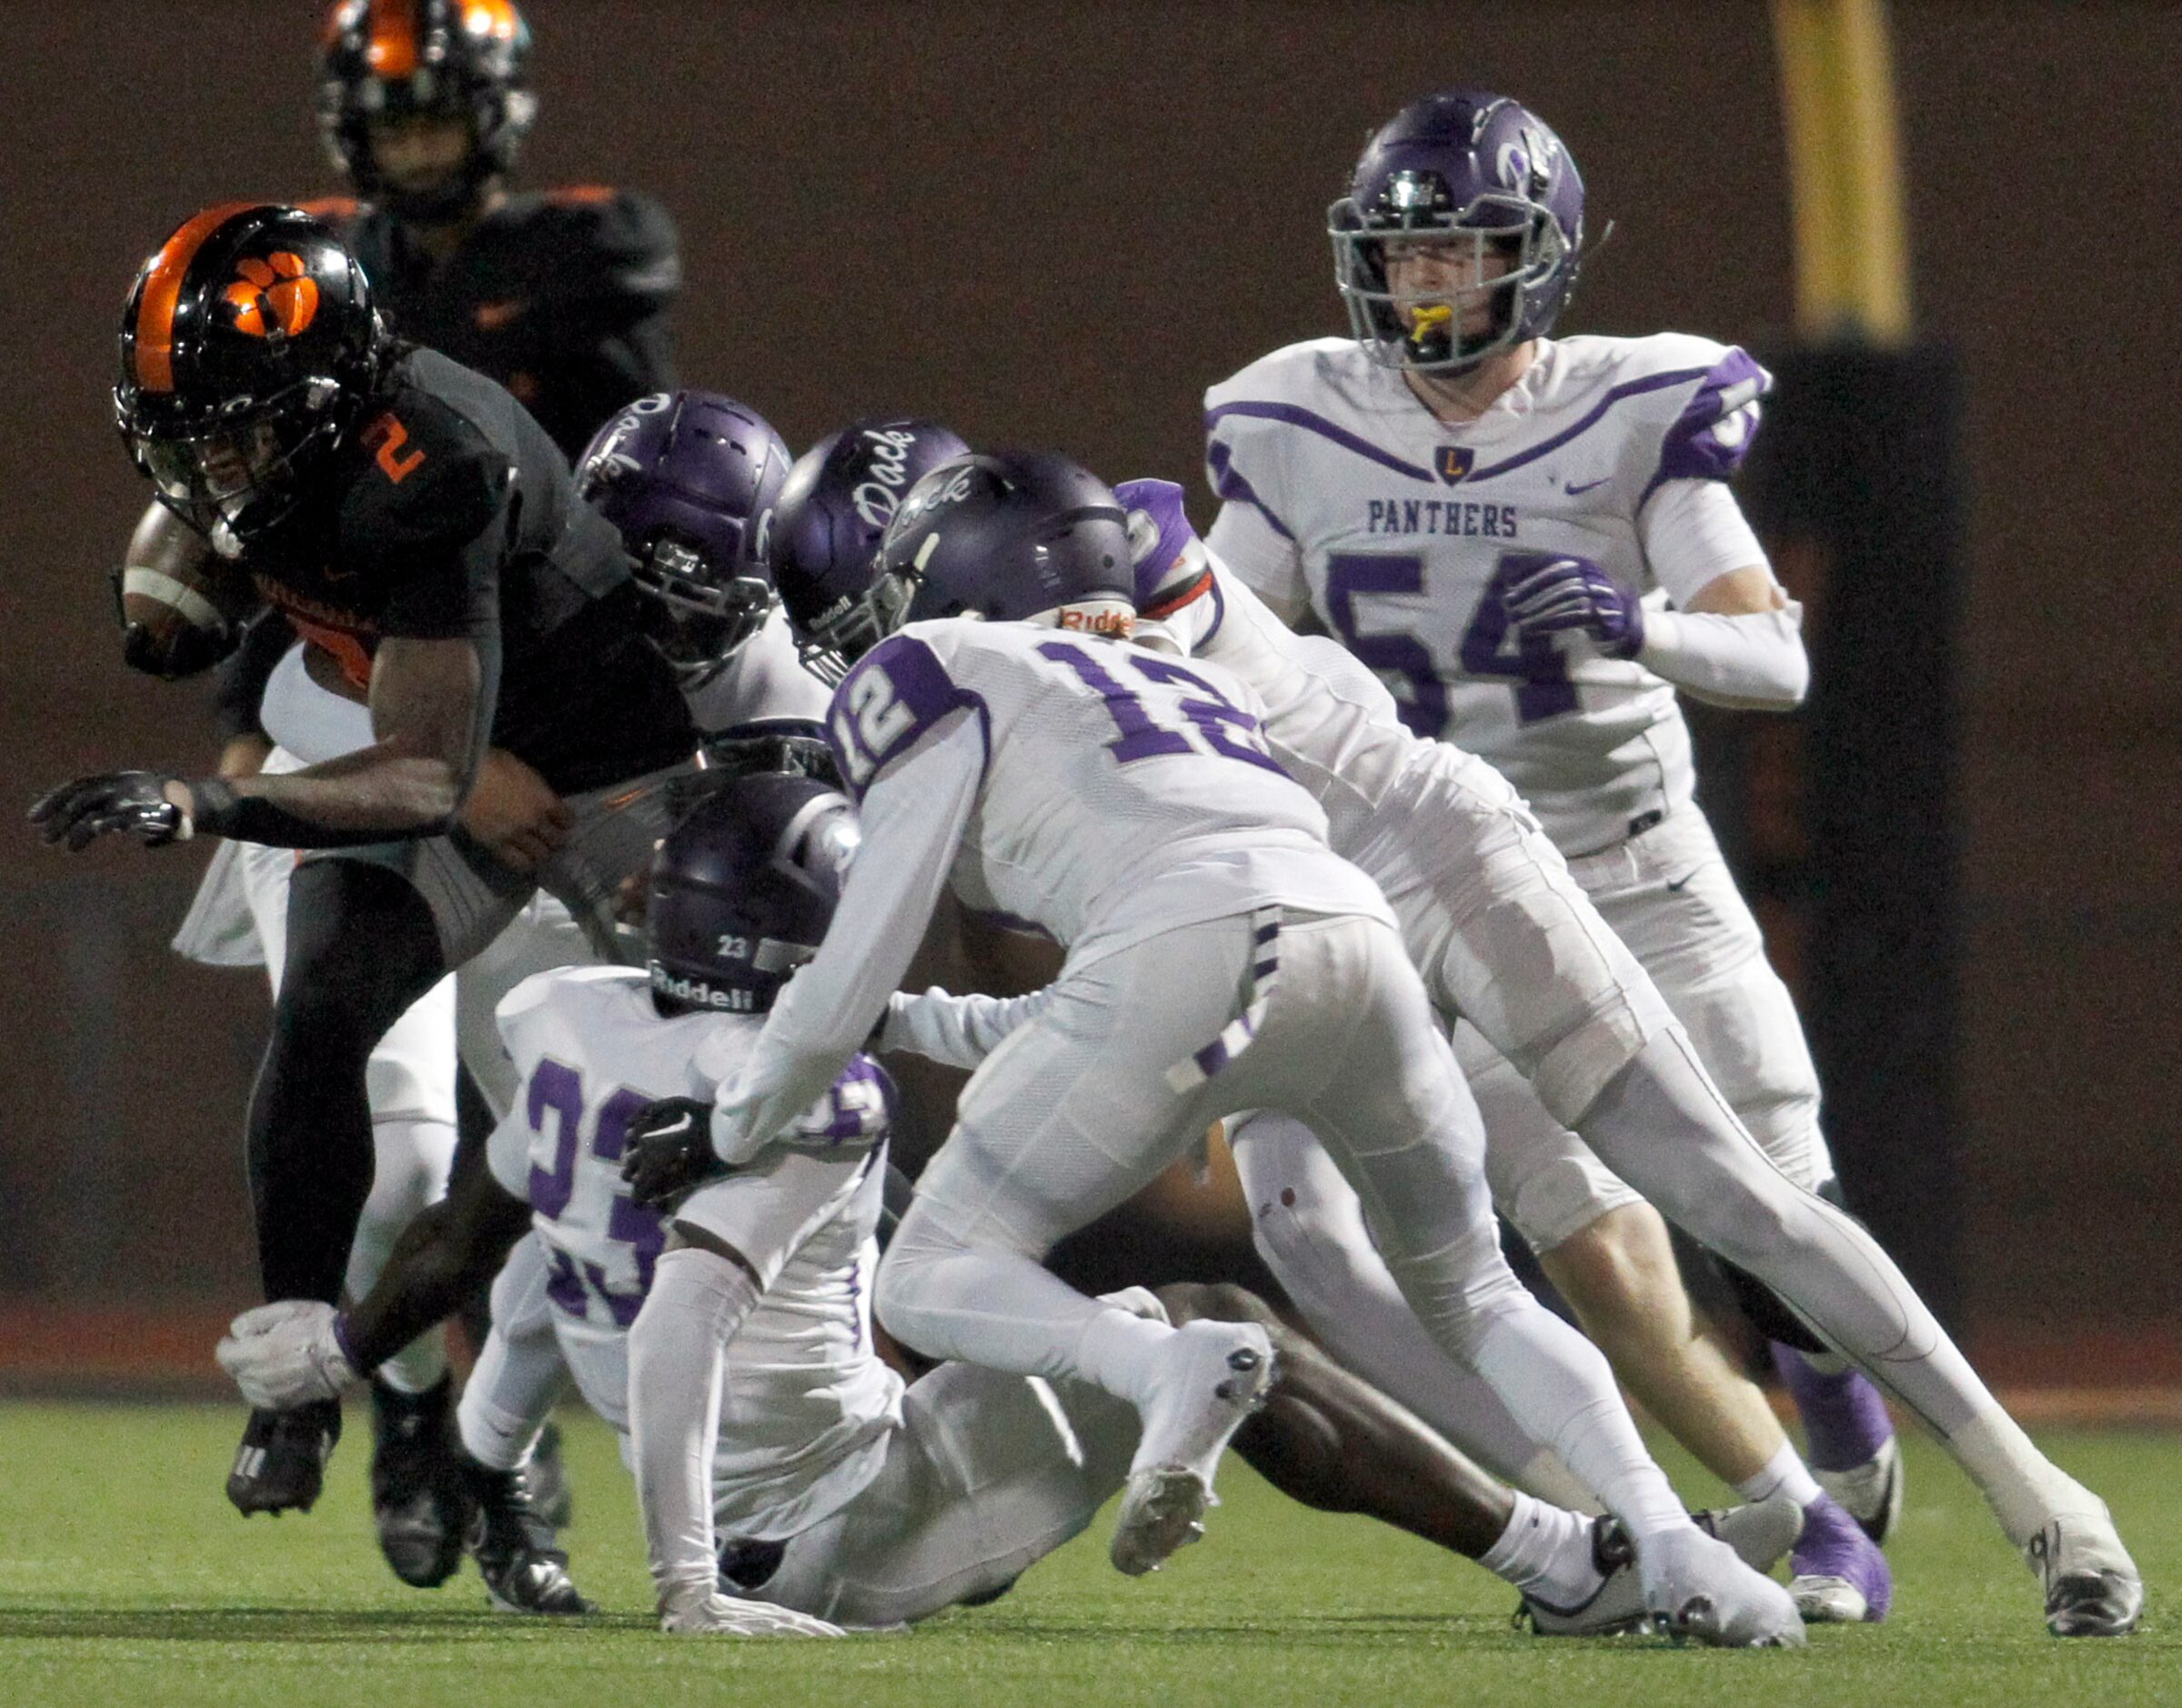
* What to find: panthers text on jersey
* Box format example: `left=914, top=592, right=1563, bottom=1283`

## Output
left=485, top=963, right=898, bottom=1538
left=1204, top=333, right=1770, bottom=854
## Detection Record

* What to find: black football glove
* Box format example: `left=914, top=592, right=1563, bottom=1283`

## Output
left=29, top=771, right=193, bottom=850
left=621, top=1096, right=730, bottom=1211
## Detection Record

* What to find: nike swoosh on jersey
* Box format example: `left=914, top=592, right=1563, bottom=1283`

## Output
left=1564, top=476, right=1613, bottom=495
left=1665, top=871, right=1698, bottom=891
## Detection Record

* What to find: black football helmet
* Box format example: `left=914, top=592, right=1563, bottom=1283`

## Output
left=317, top=0, right=538, bottom=222
left=646, top=771, right=860, bottom=1016
left=116, top=203, right=382, bottom=555
left=869, top=452, right=1136, bottom=639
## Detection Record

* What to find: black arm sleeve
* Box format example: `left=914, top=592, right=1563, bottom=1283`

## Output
left=186, top=776, right=455, bottom=847
left=208, top=611, right=296, bottom=744
left=345, top=1167, right=534, bottom=1370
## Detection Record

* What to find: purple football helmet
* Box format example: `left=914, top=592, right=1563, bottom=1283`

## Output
left=870, top=452, right=1135, bottom=638
left=1329, top=90, right=1585, bottom=372
left=769, top=419, right=970, bottom=683
left=647, top=769, right=859, bottom=1016
left=575, top=390, right=791, bottom=688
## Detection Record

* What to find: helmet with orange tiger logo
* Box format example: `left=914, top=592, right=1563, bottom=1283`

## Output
left=317, top=0, right=537, bottom=221
left=115, top=203, right=382, bottom=553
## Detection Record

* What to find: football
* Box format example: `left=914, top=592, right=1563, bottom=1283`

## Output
left=113, top=504, right=258, bottom=678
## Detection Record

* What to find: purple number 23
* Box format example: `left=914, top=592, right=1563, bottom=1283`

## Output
left=525, top=1057, right=662, bottom=1329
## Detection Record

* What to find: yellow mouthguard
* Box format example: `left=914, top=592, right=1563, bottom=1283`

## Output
left=1408, top=304, right=1454, bottom=337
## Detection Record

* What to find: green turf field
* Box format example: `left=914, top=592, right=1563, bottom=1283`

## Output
left=0, top=1402, right=2170, bottom=1707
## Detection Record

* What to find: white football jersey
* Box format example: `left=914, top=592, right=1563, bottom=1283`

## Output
left=1204, top=333, right=1771, bottom=854
left=828, top=618, right=1391, bottom=961
left=682, top=605, right=835, bottom=736
left=487, top=964, right=901, bottom=1534
left=1141, top=542, right=1421, bottom=864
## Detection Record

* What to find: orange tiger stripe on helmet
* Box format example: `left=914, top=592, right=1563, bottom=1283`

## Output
left=462, top=0, right=519, bottom=40
left=133, top=201, right=265, bottom=393
left=366, top=0, right=421, bottom=76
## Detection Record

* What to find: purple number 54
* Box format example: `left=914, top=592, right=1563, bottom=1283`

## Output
left=1324, top=552, right=1449, bottom=739
left=1325, top=549, right=1576, bottom=730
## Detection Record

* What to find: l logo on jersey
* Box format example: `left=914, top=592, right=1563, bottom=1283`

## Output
left=1436, top=446, right=1473, bottom=485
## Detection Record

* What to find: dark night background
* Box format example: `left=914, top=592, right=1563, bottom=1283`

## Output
left=0, top=3, right=2174, bottom=1371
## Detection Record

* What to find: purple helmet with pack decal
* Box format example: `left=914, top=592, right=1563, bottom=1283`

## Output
left=574, top=390, right=791, bottom=688
left=1329, top=89, right=1585, bottom=373
left=769, top=419, right=971, bottom=683
left=871, top=452, right=1136, bottom=638
left=646, top=769, right=860, bottom=1016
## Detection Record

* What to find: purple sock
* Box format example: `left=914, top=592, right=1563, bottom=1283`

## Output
left=1772, top=1344, right=1895, bottom=1472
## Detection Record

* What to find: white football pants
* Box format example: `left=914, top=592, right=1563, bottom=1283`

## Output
left=878, top=907, right=1687, bottom=1539
left=753, top=1361, right=1139, bottom=1628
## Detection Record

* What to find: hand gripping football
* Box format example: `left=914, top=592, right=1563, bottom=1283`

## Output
left=113, top=507, right=256, bottom=678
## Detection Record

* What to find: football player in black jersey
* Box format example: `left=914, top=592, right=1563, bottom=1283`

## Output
left=34, top=203, right=703, bottom=1522
left=310, top=0, right=677, bottom=460
left=98, top=1, right=679, bottom=1585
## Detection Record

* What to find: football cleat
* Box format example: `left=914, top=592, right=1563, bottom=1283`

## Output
left=1640, top=1525, right=1806, bottom=1648
left=525, top=1421, right=574, bottom=1532
left=369, top=1376, right=467, bottom=1588
left=464, top=1458, right=597, bottom=1616
left=1523, top=1497, right=1802, bottom=1637
left=1814, top=1434, right=1905, bottom=1545
left=660, top=1587, right=845, bottom=1638
left=1787, top=1492, right=1892, bottom=1623
left=1110, top=1321, right=1277, bottom=1576
left=226, top=1400, right=341, bottom=1515
left=2027, top=1507, right=2143, bottom=1637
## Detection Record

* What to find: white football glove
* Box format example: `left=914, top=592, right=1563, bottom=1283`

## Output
left=215, top=1301, right=361, bottom=1410
left=659, top=1588, right=846, bottom=1638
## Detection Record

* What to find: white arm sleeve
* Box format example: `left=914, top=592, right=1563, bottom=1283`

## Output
left=710, top=713, right=982, bottom=1163
left=1638, top=477, right=1772, bottom=607
left=1205, top=501, right=1308, bottom=619
left=1636, top=477, right=1806, bottom=708
left=628, top=1245, right=760, bottom=1603
left=879, top=985, right=1056, bottom=1069
left=1637, top=604, right=1810, bottom=710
